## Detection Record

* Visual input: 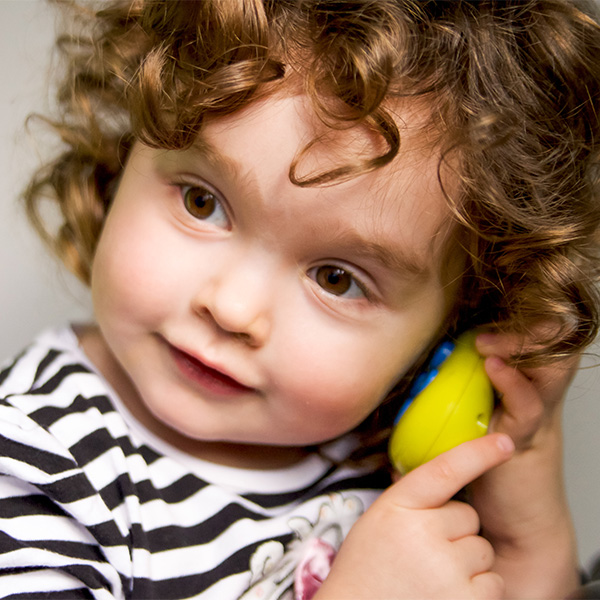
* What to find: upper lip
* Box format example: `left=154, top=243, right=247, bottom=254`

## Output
left=165, top=338, right=256, bottom=391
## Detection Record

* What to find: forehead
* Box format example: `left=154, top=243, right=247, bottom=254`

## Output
left=201, top=91, right=440, bottom=179
left=177, top=92, right=454, bottom=269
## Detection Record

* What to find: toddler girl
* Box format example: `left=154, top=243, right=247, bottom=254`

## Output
left=2, top=1, right=600, bottom=598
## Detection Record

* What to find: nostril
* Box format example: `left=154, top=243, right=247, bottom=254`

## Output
left=192, top=303, right=266, bottom=347
left=193, top=305, right=212, bottom=320
left=191, top=280, right=270, bottom=346
left=233, top=331, right=252, bottom=343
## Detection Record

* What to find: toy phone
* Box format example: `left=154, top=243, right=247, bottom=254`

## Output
left=388, top=332, right=494, bottom=474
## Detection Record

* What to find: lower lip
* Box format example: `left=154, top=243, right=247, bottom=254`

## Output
left=168, top=345, right=253, bottom=397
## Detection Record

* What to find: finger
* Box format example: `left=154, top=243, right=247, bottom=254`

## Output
left=471, top=571, right=505, bottom=599
left=484, top=355, right=544, bottom=439
left=520, top=357, right=580, bottom=409
left=475, top=323, right=561, bottom=358
left=476, top=332, right=579, bottom=396
left=392, top=433, right=514, bottom=509
left=452, top=534, right=495, bottom=575
left=441, top=500, right=481, bottom=541
left=476, top=331, right=523, bottom=359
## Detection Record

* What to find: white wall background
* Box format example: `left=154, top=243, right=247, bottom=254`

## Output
left=1, top=0, right=599, bottom=574
left=0, top=0, right=91, bottom=344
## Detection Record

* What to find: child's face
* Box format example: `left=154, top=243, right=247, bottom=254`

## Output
left=91, top=93, right=459, bottom=452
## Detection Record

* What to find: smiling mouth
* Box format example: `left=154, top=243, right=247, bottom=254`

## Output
left=168, top=344, right=254, bottom=396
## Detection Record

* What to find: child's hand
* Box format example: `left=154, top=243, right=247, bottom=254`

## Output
left=471, top=331, right=580, bottom=599
left=315, top=434, right=514, bottom=600
left=476, top=330, right=579, bottom=451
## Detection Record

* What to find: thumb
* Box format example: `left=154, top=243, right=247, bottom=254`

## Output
left=390, top=433, right=514, bottom=509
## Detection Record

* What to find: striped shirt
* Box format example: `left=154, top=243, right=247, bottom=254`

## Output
left=0, top=327, right=390, bottom=599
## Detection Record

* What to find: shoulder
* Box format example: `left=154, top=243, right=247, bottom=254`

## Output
left=0, top=326, right=100, bottom=400
left=0, top=326, right=129, bottom=479
left=0, top=326, right=113, bottom=431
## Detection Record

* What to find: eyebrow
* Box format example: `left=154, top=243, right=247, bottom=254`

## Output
left=186, top=137, right=243, bottom=181
left=321, top=227, right=432, bottom=279
left=181, top=136, right=266, bottom=202
left=184, top=138, right=433, bottom=279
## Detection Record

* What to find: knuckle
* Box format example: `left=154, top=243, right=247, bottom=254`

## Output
left=476, top=536, right=495, bottom=569
left=473, top=572, right=505, bottom=599
left=454, top=501, right=481, bottom=533
left=430, top=457, right=459, bottom=484
left=521, top=404, right=544, bottom=429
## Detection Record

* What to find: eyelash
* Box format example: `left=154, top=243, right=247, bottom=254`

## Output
left=178, top=181, right=230, bottom=228
left=308, top=264, right=374, bottom=302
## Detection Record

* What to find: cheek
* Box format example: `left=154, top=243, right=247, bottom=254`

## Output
left=280, top=362, right=397, bottom=444
left=271, top=325, right=412, bottom=437
left=91, top=211, right=182, bottom=327
left=270, top=287, right=450, bottom=441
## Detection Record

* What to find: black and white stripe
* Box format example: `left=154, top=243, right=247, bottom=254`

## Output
left=0, top=327, right=389, bottom=599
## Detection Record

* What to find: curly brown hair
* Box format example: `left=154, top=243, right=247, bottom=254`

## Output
left=25, top=0, right=600, bottom=367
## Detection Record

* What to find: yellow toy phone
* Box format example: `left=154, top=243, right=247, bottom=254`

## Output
left=388, top=332, right=495, bottom=474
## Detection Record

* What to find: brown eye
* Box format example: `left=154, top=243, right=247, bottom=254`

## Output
left=182, top=185, right=229, bottom=227
left=316, top=266, right=353, bottom=296
left=184, top=186, right=216, bottom=218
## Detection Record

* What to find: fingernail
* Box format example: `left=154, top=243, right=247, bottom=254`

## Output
left=485, top=355, right=505, bottom=372
left=497, top=434, right=515, bottom=454
left=477, top=333, right=498, bottom=346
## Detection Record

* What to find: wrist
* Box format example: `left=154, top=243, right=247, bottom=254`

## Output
left=490, top=517, right=579, bottom=600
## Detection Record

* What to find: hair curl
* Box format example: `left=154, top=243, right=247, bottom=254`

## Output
left=25, top=0, right=600, bottom=369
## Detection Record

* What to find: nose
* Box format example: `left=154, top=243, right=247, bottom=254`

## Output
left=192, top=249, right=273, bottom=347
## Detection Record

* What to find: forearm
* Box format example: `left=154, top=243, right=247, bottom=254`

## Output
left=491, top=516, right=579, bottom=600
left=477, top=431, right=578, bottom=598
left=472, top=334, right=583, bottom=599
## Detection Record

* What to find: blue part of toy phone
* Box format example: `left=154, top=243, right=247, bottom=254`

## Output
left=392, top=340, right=456, bottom=426
left=388, top=332, right=495, bottom=474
